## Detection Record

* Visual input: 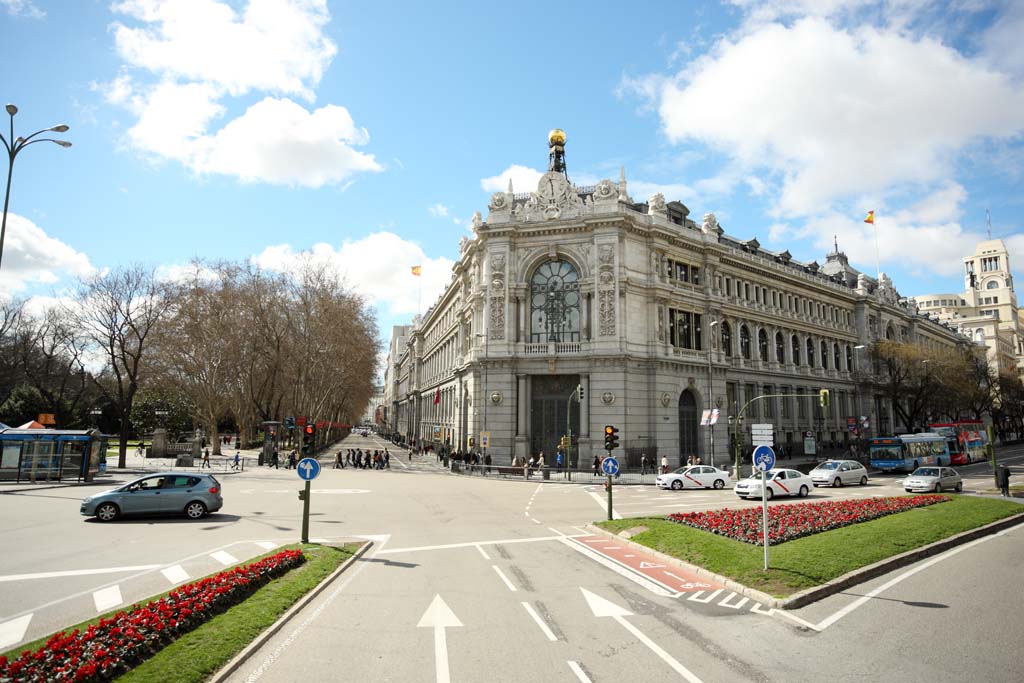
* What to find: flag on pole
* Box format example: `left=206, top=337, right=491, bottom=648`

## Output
left=411, top=265, right=422, bottom=276
left=863, top=211, right=875, bottom=224
left=434, top=387, right=441, bottom=405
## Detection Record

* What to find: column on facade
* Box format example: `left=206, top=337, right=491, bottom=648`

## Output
left=516, top=375, right=527, bottom=437
left=581, top=374, right=590, bottom=437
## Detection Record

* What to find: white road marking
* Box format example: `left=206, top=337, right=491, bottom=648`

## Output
left=547, top=527, right=566, bottom=536
left=624, top=554, right=635, bottom=558
left=532, top=518, right=542, bottom=524
left=378, top=534, right=583, bottom=555
left=254, top=541, right=279, bottom=551
left=638, top=561, right=663, bottom=568
left=93, top=585, right=122, bottom=613
left=688, top=589, right=724, bottom=604
left=560, top=538, right=675, bottom=597
left=719, top=592, right=749, bottom=609
left=0, top=564, right=162, bottom=583
left=521, top=601, right=557, bottom=641
left=587, top=491, right=622, bottom=519
left=475, top=544, right=491, bottom=560
left=161, top=564, right=189, bottom=585
left=567, top=661, right=592, bottom=682
left=580, top=588, right=704, bottom=683
left=491, top=565, right=517, bottom=592
left=417, top=595, right=462, bottom=683
left=210, top=551, right=238, bottom=566
left=0, top=614, right=32, bottom=650
left=311, top=538, right=330, bottom=543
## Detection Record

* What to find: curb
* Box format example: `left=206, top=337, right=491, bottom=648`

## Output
left=209, top=540, right=372, bottom=683
left=588, top=509, right=1024, bottom=610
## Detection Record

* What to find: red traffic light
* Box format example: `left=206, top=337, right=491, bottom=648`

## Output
left=305, top=425, right=314, bottom=435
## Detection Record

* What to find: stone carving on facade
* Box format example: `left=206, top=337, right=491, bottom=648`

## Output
left=577, top=242, right=591, bottom=270
left=594, top=179, right=617, bottom=202
left=597, top=243, right=616, bottom=336
left=657, top=305, right=665, bottom=340
left=471, top=211, right=483, bottom=231
left=459, top=236, right=470, bottom=255
left=488, top=191, right=509, bottom=213
left=489, top=253, right=506, bottom=340
left=648, top=193, right=667, bottom=216
left=701, top=212, right=720, bottom=235
left=598, top=244, right=614, bottom=266
left=857, top=273, right=870, bottom=295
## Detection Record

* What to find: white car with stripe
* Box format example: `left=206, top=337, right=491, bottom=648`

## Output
left=734, top=468, right=812, bottom=499
left=656, top=465, right=732, bottom=490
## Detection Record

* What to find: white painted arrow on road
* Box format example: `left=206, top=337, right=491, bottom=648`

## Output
left=580, top=588, right=704, bottom=682
left=417, top=594, right=462, bottom=683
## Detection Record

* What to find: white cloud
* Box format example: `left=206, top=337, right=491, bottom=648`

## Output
left=646, top=16, right=1024, bottom=216
left=101, top=0, right=380, bottom=187
left=0, top=214, right=96, bottom=297
left=252, top=231, right=455, bottom=316
left=481, top=165, right=544, bottom=193
left=428, top=203, right=449, bottom=217
left=1, top=0, right=44, bottom=19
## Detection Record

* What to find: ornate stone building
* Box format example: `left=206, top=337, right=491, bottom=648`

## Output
left=387, top=131, right=966, bottom=468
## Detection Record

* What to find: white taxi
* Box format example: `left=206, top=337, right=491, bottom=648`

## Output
left=734, top=468, right=813, bottom=500
left=656, top=465, right=732, bottom=491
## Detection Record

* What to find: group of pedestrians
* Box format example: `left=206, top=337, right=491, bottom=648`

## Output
left=336, top=448, right=391, bottom=469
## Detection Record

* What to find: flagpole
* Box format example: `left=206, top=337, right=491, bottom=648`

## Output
left=874, top=219, right=881, bottom=281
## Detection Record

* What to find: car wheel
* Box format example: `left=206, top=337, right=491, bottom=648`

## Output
left=834, top=477, right=843, bottom=488
left=860, top=476, right=868, bottom=486
left=766, top=488, right=774, bottom=500
left=933, top=483, right=941, bottom=493
left=799, top=485, right=809, bottom=497
left=184, top=501, right=208, bottom=520
left=671, top=479, right=683, bottom=490
left=955, top=482, right=963, bottom=492
left=95, top=502, right=120, bottom=522
left=713, top=479, right=725, bottom=489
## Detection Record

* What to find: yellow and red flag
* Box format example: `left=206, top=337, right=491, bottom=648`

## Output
left=863, top=211, right=875, bottom=225
left=411, top=265, right=422, bottom=276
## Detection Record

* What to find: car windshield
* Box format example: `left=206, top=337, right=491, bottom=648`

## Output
left=817, top=462, right=839, bottom=470
left=672, top=467, right=687, bottom=474
left=911, top=468, right=939, bottom=477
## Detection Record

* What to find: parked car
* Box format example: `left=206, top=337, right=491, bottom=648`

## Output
left=81, top=472, right=223, bottom=522
left=809, top=460, right=869, bottom=487
left=734, top=468, right=813, bottom=499
left=656, top=465, right=732, bottom=490
left=904, top=467, right=963, bottom=493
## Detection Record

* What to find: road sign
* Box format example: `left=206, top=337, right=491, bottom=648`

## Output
left=700, top=409, right=711, bottom=426
left=752, top=423, right=774, bottom=447
left=296, top=416, right=307, bottom=427
left=752, top=445, right=776, bottom=471
left=710, top=408, right=720, bottom=425
left=297, top=458, right=321, bottom=480
left=601, top=457, right=620, bottom=476
left=480, top=432, right=490, bottom=448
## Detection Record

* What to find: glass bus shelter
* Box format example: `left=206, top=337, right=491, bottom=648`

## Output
left=0, top=429, right=107, bottom=483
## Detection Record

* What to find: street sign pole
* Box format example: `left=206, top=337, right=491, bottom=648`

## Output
left=607, top=474, right=613, bottom=521
left=301, top=479, right=311, bottom=544
left=762, top=474, right=769, bottom=570
left=751, top=444, right=776, bottom=572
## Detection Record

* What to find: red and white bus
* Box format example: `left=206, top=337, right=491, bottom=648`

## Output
left=927, top=421, right=988, bottom=466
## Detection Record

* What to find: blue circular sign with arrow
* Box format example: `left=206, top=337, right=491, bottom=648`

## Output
left=601, top=457, right=619, bottom=476
left=297, top=457, right=321, bottom=480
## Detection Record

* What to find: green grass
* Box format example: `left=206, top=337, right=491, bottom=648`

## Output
left=597, top=496, right=1023, bottom=597
left=2, top=543, right=359, bottom=682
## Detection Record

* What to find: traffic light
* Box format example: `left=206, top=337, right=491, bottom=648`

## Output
left=284, top=416, right=295, bottom=429
left=558, top=435, right=568, bottom=450
left=298, top=489, right=307, bottom=501
left=575, top=384, right=584, bottom=402
left=604, top=425, right=619, bottom=451
left=303, top=424, right=316, bottom=455
left=819, top=389, right=830, bottom=409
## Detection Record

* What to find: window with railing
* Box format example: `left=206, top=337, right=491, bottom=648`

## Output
left=740, top=325, right=751, bottom=359
left=722, top=322, right=733, bottom=357
left=775, top=332, right=785, bottom=363
left=529, top=260, right=580, bottom=343
left=758, top=329, right=769, bottom=361
left=792, top=335, right=801, bottom=365
left=806, top=338, right=815, bottom=367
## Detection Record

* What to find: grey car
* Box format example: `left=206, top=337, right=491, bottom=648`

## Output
left=81, top=472, right=224, bottom=522
left=809, top=460, right=869, bottom=487
left=904, top=467, right=963, bottom=493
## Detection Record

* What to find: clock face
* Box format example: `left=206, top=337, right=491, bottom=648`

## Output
left=537, top=172, right=569, bottom=202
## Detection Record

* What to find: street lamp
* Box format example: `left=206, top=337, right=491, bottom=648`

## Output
left=474, top=332, right=488, bottom=464
left=707, top=319, right=719, bottom=467
left=0, top=104, right=71, bottom=272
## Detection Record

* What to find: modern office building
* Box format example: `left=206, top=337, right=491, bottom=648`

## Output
left=386, top=130, right=967, bottom=468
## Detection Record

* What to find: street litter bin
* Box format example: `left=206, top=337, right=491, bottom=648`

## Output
left=542, top=468, right=550, bottom=480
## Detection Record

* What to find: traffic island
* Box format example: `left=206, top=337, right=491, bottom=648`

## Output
left=0, top=542, right=365, bottom=683
left=594, top=495, right=1024, bottom=605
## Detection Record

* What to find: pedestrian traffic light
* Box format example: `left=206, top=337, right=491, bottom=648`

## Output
left=284, top=416, right=295, bottom=429
left=819, top=389, right=830, bottom=409
left=575, top=384, right=584, bottom=402
left=604, top=425, right=619, bottom=451
left=303, top=424, right=316, bottom=455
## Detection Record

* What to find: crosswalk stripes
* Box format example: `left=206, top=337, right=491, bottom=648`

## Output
left=93, top=585, right=122, bottom=612
left=0, top=614, right=32, bottom=650
left=687, top=588, right=724, bottom=604
left=719, top=592, right=750, bottom=609
left=254, top=541, right=279, bottom=551
left=210, top=551, right=239, bottom=566
left=161, top=564, right=189, bottom=585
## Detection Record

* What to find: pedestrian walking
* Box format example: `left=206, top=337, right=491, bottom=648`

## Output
left=271, top=449, right=279, bottom=469
left=592, top=454, right=600, bottom=475
left=335, top=451, right=343, bottom=469
left=231, top=450, right=240, bottom=470
left=202, top=448, right=211, bottom=469
left=287, top=451, right=296, bottom=469
left=385, top=450, right=391, bottom=469
left=661, top=455, right=668, bottom=474
left=997, top=465, right=1011, bottom=496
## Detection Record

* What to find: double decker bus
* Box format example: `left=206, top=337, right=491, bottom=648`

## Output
left=928, top=421, right=988, bottom=465
left=868, top=433, right=950, bottom=473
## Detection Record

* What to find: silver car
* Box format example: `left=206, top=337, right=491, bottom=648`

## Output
left=904, top=467, right=962, bottom=493
left=81, top=472, right=224, bottom=522
left=809, top=460, right=869, bottom=487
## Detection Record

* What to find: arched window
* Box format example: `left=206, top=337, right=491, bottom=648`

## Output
left=740, top=325, right=751, bottom=359
left=986, top=280, right=999, bottom=290
left=845, top=345, right=853, bottom=371
left=806, top=338, right=815, bottom=367
left=833, top=343, right=841, bottom=370
left=885, top=324, right=895, bottom=340
left=529, top=260, right=580, bottom=343
left=758, top=329, right=769, bottom=361
left=820, top=340, right=829, bottom=369
left=721, top=322, right=732, bottom=357
left=775, top=332, right=784, bottom=363
left=975, top=328, right=984, bottom=342
left=791, top=335, right=801, bottom=365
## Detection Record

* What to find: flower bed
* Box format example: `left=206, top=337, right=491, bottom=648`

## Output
left=0, top=549, right=304, bottom=682
left=667, top=495, right=951, bottom=545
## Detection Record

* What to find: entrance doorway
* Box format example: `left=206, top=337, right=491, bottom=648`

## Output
left=678, top=389, right=699, bottom=467
left=530, top=374, right=581, bottom=462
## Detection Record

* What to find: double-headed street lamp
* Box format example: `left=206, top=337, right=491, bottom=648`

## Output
left=0, top=104, right=72, bottom=272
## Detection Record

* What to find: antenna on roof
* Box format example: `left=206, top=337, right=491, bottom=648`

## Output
left=833, top=234, right=839, bottom=253
left=986, top=209, right=991, bottom=239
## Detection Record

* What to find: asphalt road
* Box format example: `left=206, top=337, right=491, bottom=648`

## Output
left=1, top=434, right=1022, bottom=682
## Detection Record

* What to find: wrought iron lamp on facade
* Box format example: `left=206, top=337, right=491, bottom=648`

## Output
left=0, top=104, right=71, bottom=271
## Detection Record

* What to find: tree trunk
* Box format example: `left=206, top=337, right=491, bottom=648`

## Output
left=118, top=418, right=130, bottom=468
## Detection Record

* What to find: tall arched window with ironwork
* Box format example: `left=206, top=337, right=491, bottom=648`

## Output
left=820, top=340, right=829, bottom=369
left=792, top=335, right=801, bottom=365
left=529, top=260, right=581, bottom=343
left=758, top=329, right=768, bottom=361
left=775, top=332, right=784, bottom=363
left=806, top=337, right=815, bottom=367
left=740, top=325, right=751, bottom=359
left=721, top=322, right=733, bottom=357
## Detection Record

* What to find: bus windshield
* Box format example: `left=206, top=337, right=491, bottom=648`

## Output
left=870, top=445, right=901, bottom=460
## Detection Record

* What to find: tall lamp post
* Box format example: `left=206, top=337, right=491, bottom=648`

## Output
left=0, top=104, right=71, bottom=271
left=474, top=332, right=488, bottom=464
left=706, top=319, right=719, bottom=467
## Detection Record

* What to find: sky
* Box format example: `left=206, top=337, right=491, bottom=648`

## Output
left=2, top=0, right=1023, bottom=362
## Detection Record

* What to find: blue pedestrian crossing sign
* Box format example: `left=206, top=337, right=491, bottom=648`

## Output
left=297, top=457, right=321, bottom=480
left=752, top=445, right=776, bottom=472
left=601, top=457, right=619, bottom=476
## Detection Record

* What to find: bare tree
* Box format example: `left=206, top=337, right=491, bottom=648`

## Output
left=73, top=266, right=164, bottom=467
left=13, top=307, right=91, bottom=428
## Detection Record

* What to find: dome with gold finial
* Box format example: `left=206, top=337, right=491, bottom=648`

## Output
left=548, top=128, right=566, bottom=147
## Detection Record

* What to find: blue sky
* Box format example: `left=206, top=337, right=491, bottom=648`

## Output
left=2, top=0, right=1023, bottom=352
